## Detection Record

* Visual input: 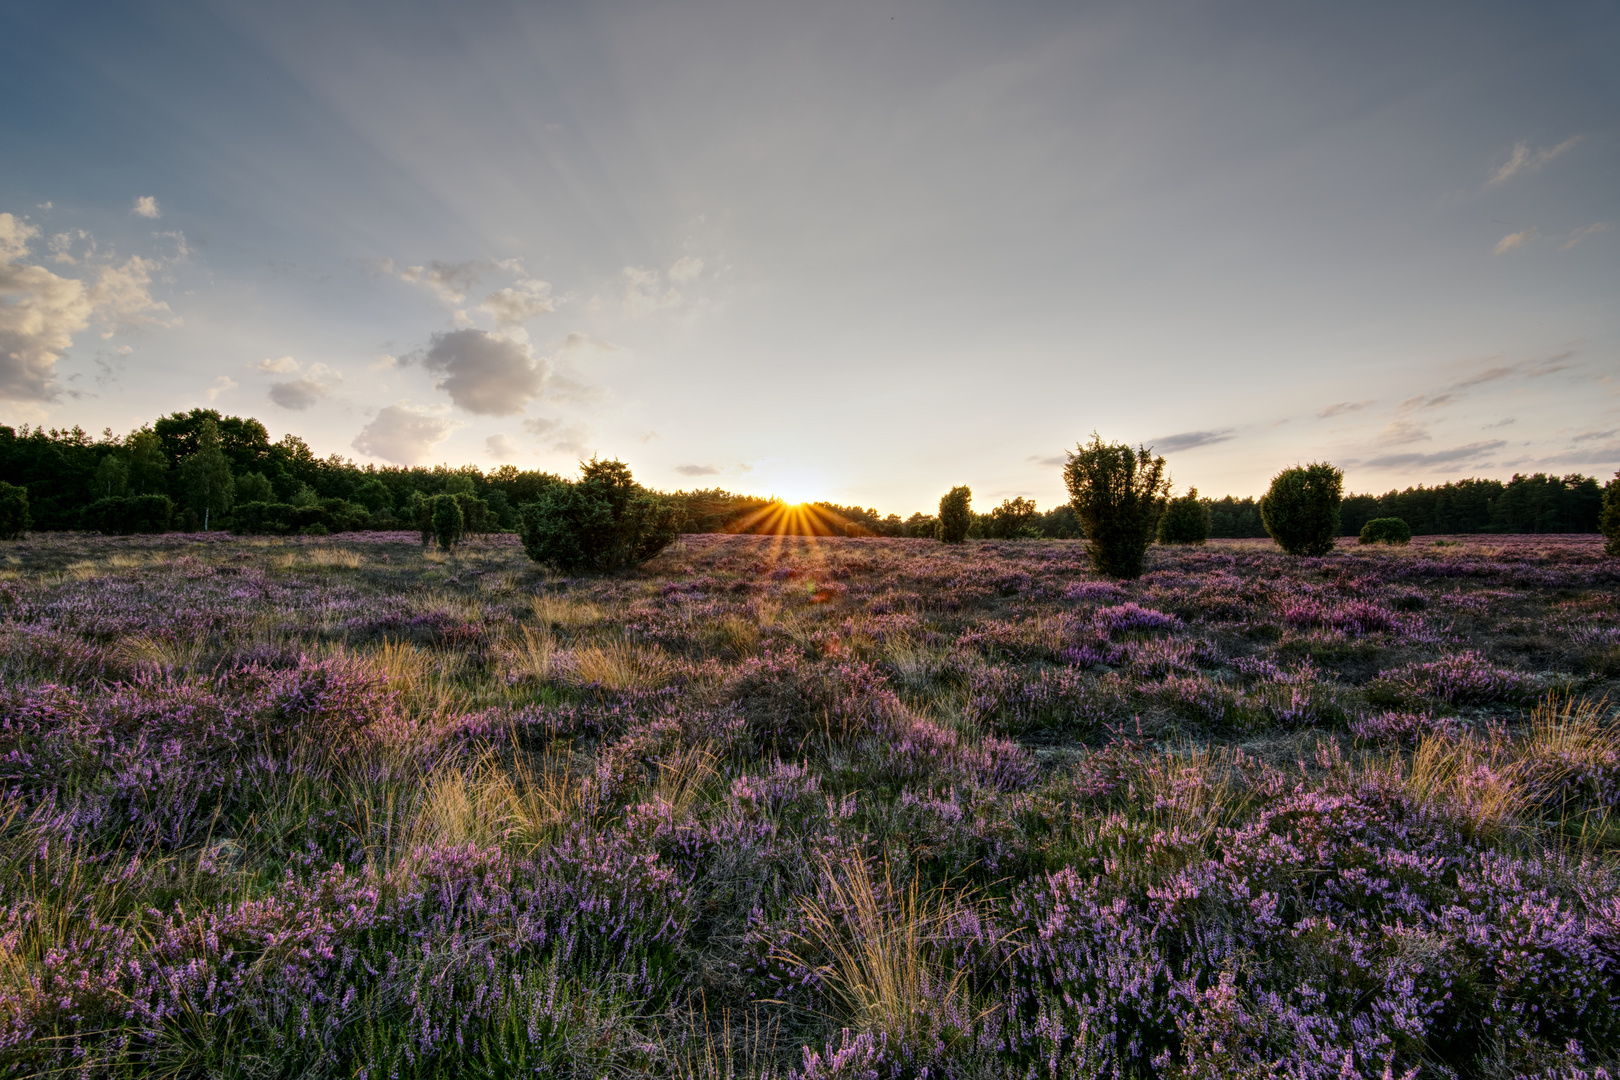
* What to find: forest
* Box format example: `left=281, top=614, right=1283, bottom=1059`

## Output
left=0, top=408, right=1608, bottom=539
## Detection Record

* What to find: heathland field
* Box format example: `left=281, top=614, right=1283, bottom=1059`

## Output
left=3, top=531, right=1619, bottom=1078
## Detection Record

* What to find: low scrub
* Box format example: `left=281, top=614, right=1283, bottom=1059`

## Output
left=518, top=458, right=679, bottom=571
left=1261, top=462, right=1343, bottom=556
left=1359, top=516, right=1412, bottom=545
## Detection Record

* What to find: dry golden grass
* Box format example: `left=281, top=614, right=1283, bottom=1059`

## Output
left=568, top=640, right=672, bottom=691
left=1523, top=694, right=1615, bottom=772
left=1396, top=733, right=1525, bottom=837
left=659, top=1001, right=785, bottom=1080
left=506, top=625, right=560, bottom=683
left=655, top=742, right=719, bottom=819
left=416, top=748, right=592, bottom=852
left=112, top=634, right=206, bottom=674
left=709, top=613, right=761, bottom=657
left=881, top=637, right=950, bottom=693
left=779, top=856, right=983, bottom=1046
left=530, top=593, right=604, bottom=629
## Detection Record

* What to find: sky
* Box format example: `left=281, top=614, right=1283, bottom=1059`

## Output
left=1, top=0, right=1617, bottom=514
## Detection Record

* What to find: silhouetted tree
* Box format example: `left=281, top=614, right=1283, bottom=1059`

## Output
left=937, top=486, right=973, bottom=544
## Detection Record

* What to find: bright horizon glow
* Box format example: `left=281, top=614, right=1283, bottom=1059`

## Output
left=1, top=2, right=1615, bottom=515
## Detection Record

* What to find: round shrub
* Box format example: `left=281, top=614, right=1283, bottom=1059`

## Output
left=1259, top=462, right=1342, bottom=557
left=432, top=493, right=465, bottom=549
left=1062, top=434, right=1169, bottom=579
left=0, top=481, right=30, bottom=540
left=518, top=458, right=679, bottom=572
left=1358, top=517, right=1412, bottom=546
left=937, top=485, right=972, bottom=544
left=1157, top=487, right=1211, bottom=545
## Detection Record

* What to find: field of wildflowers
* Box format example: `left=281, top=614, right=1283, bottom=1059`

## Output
left=1, top=530, right=1618, bottom=1078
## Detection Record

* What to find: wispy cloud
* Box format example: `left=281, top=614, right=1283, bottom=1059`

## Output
left=1027, top=453, right=1068, bottom=467
left=674, top=463, right=720, bottom=476
left=1488, top=136, right=1580, bottom=185
left=1358, top=440, right=1507, bottom=469
left=1494, top=228, right=1537, bottom=255
left=522, top=416, right=593, bottom=456
left=485, top=433, right=520, bottom=459
left=205, top=376, right=236, bottom=401
left=1317, top=400, right=1374, bottom=418
left=1560, top=222, right=1611, bottom=251
left=1151, top=430, right=1234, bottom=453
left=131, top=195, right=161, bottom=219
left=399, top=260, right=484, bottom=304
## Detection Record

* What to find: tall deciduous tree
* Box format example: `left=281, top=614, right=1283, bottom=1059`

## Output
left=178, top=418, right=235, bottom=531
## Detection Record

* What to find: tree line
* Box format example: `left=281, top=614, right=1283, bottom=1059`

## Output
left=0, top=407, right=1611, bottom=541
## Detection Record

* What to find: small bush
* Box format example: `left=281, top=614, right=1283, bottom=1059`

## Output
left=1602, top=471, right=1620, bottom=557
left=0, top=481, right=29, bottom=540
left=432, top=493, right=465, bottom=549
left=80, top=494, right=174, bottom=535
left=1359, top=517, right=1412, bottom=545
left=1260, top=462, right=1342, bottom=556
left=1157, top=487, right=1211, bottom=545
left=518, top=459, right=679, bottom=572
left=300, top=523, right=329, bottom=537
left=987, top=496, right=1038, bottom=539
left=1062, top=434, right=1169, bottom=579
left=937, top=486, right=972, bottom=544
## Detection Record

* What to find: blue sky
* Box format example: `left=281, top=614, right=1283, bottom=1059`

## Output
left=2, top=0, right=1616, bottom=512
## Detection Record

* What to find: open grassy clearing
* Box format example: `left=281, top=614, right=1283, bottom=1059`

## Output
left=1, top=530, right=1618, bottom=1078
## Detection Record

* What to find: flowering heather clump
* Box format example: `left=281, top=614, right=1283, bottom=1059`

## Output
left=1371, top=650, right=1540, bottom=707
left=1093, top=602, right=1181, bottom=636
left=0, top=531, right=1616, bottom=1076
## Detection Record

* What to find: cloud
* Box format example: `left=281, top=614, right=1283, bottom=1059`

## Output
left=1027, top=453, right=1068, bottom=466
left=410, top=328, right=547, bottom=416
left=480, top=279, right=555, bottom=327
left=206, top=376, right=237, bottom=401
left=522, top=416, right=592, bottom=455
left=1317, top=400, right=1374, bottom=418
left=0, top=213, right=92, bottom=401
left=668, top=256, right=704, bottom=283
left=131, top=196, right=161, bottom=219
left=258, top=355, right=300, bottom=373
left=1573, top=428, right=1618, bottom=443
left=1560, top=222, right=1611, bottom=251
left=0, top=213, right=180, bottom=401
left=622, top=265, right=683, bottom=318
left=87, top=255, right=176, bottom=337
left=1452, top=364, right=1516, bottom=389
left=399, top=260, right=483, bottom=304
left=269, top=378, right=329, bottom=410
left=1489, top=136, right=1581, bottom=185
left=485, top=433, right=520, bottom=459
left=368, top=354, right=399, bottom=371
left=674, top=463, right=720, bottom=476
left=1494, top=228, right=1537, bottom=255
left=1358, top=440, right=1507, bottom=470
left=1378, top=416, right=1432, bottom=445
left=352, top=405, right=457, bottom=465
left=1526, top=441, right=1620, bottom=467
left=1151, top=430, right=1234, bottom=453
